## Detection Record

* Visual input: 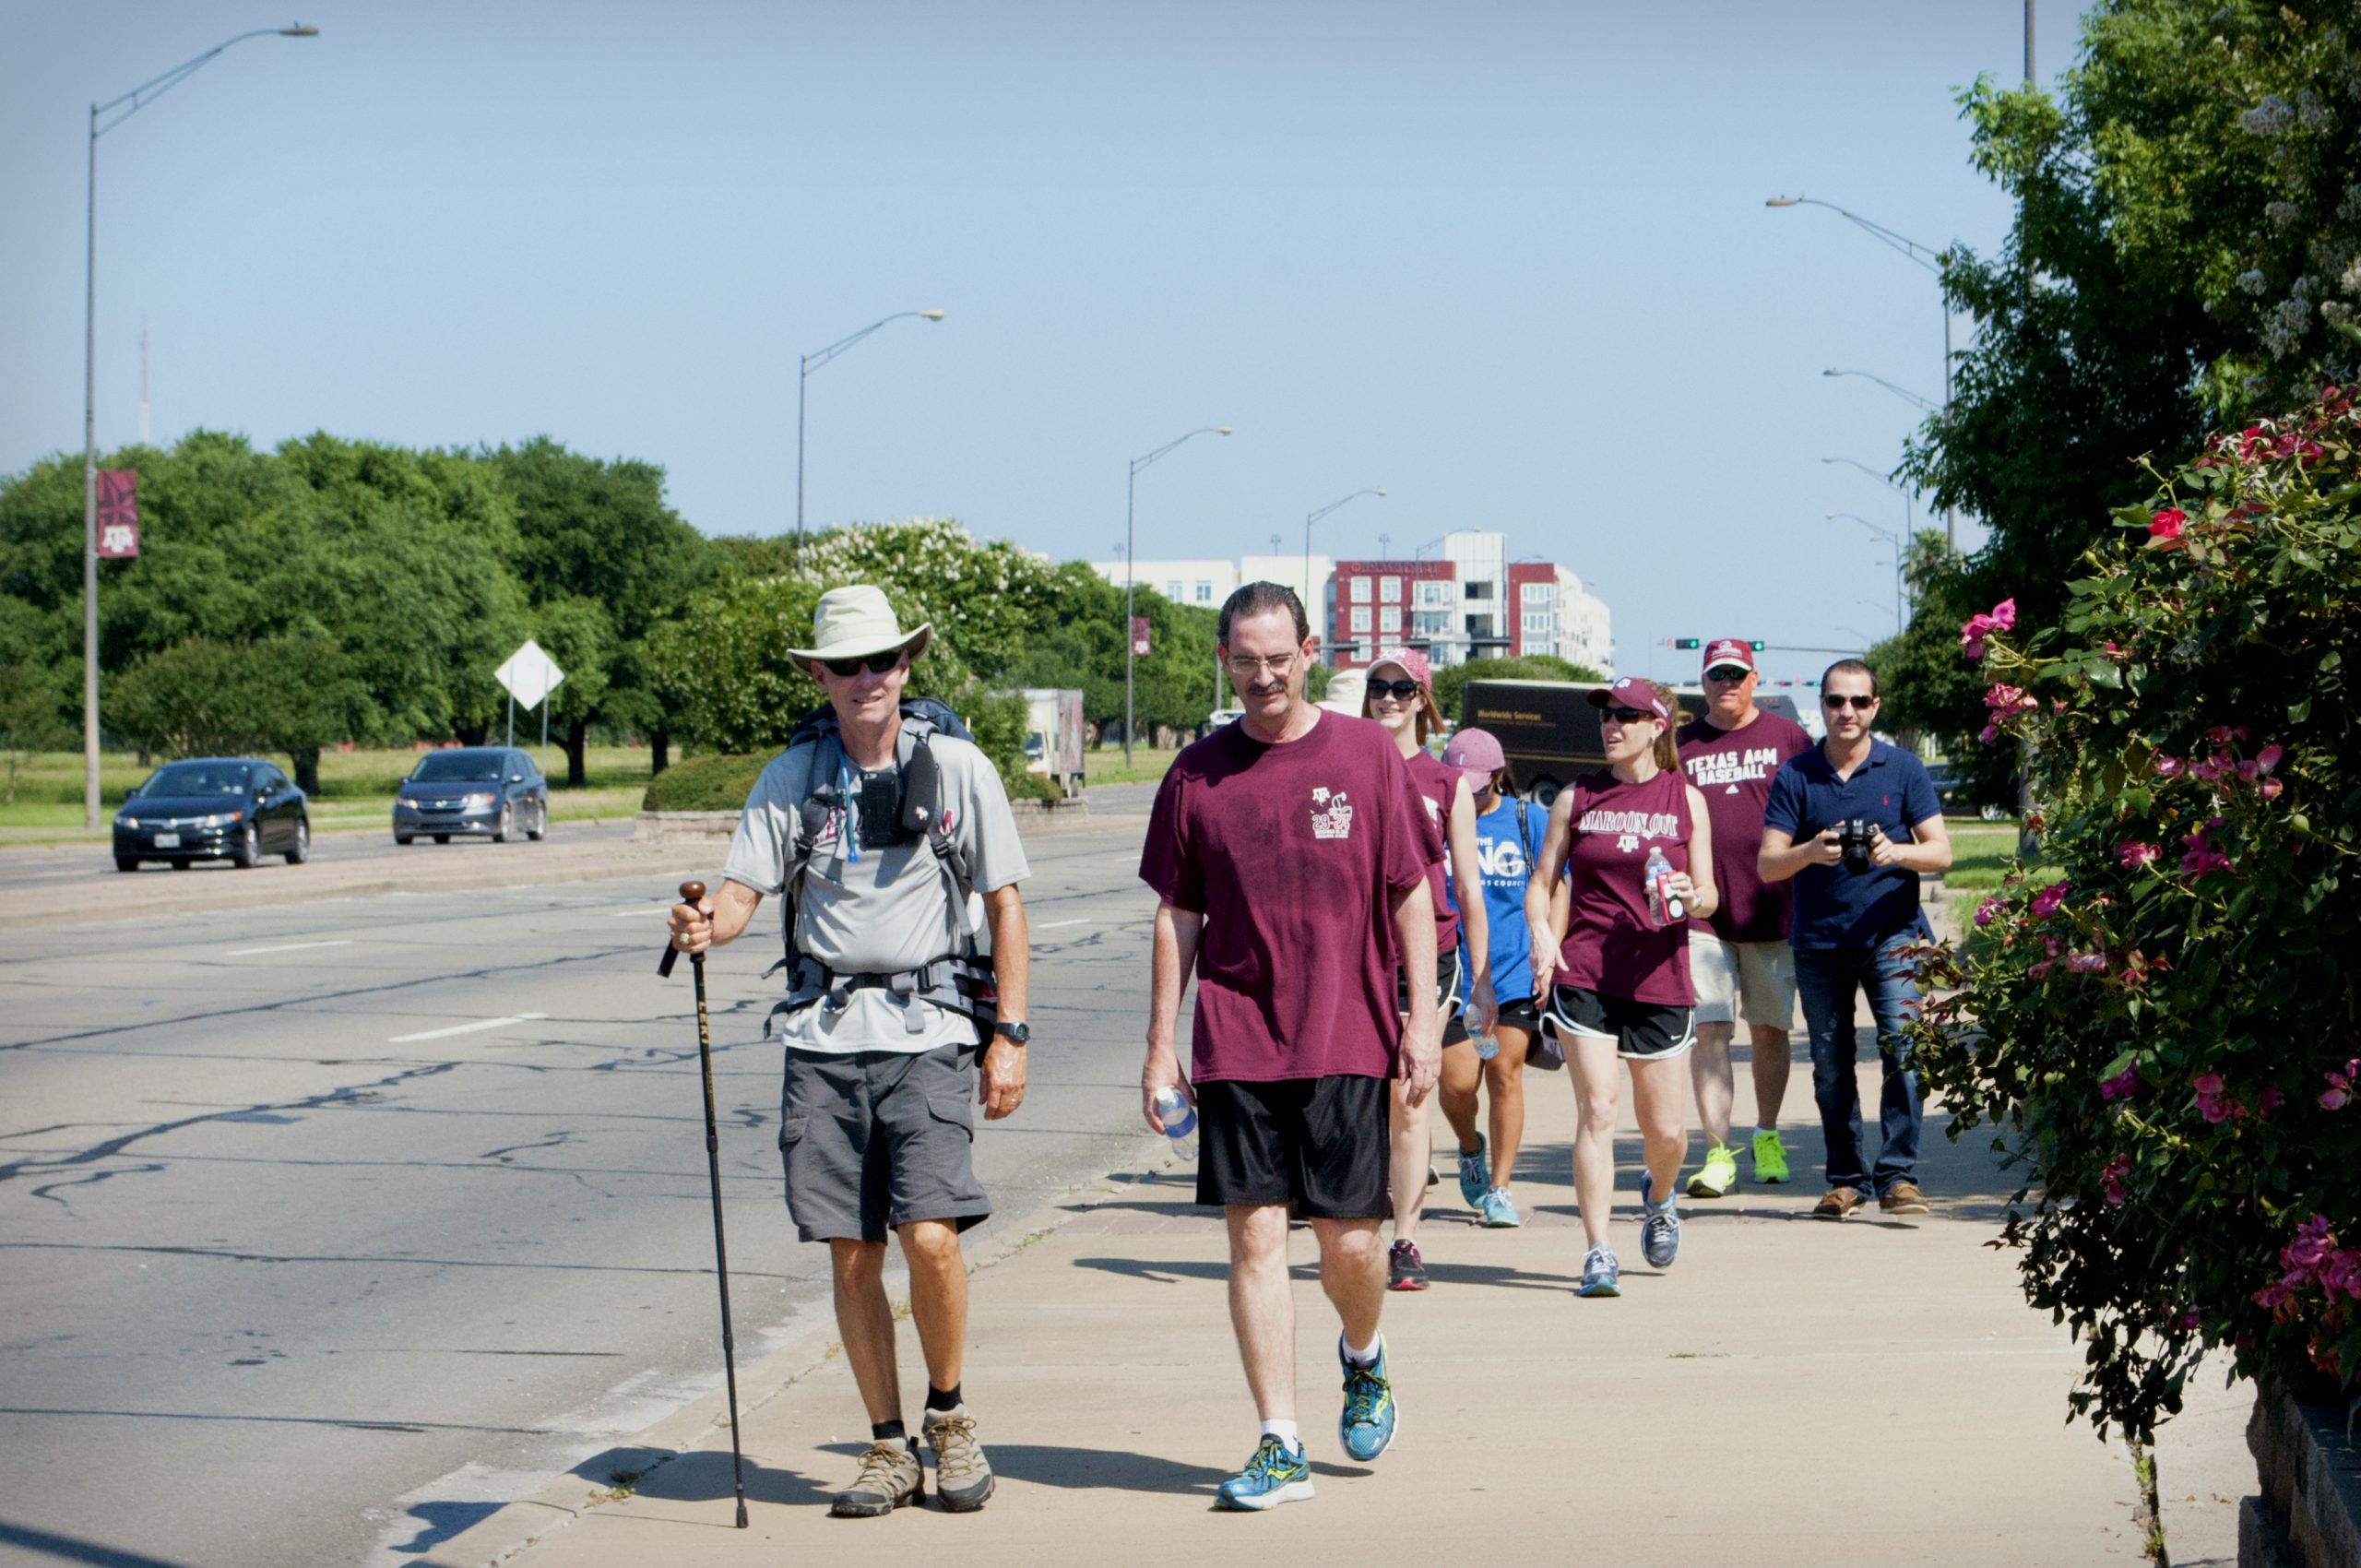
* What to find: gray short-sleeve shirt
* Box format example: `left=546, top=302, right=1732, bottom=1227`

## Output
left=721, top=731, right=1029, bottom=1054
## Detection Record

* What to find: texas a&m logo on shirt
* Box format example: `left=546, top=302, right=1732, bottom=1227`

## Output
left=1577, top=805, right=1680, bottom=857
left=1310, top=787, right=1355, bottom=840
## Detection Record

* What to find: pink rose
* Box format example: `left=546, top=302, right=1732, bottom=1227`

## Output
left=1985, top=683, right=2024, bottom=710
left=1974, top=896, right=2003, bottom=929
left=2116, top=840, right=2160, bottom=869
left=2193, top=754, right=2228, bottom=782
left=1989, top=599, right=2017, bottom=631
left=2029, top=880, right=2070, bottom=921
left=2206, top=725, right=2235, bottom=745
left=2026, top=958, right=2054, bottom=979
left=2100, top=1154, right=2130, bottom=1206
left=2063, top=952, right=2107, bottom=974
left=2256, top=743, right=2284, bottom=775
left=2260, top=778, right=2285, bottom=801
left=2099, top=1064, right=2139, bottom=1101
left=1978, top=723, right=1999, bottom=744
left=2256, top=1087, right=2284, bottom=1118
left=2153, top=754, right=2186, bottom=778
left=2149, top=507, right=2186, bottom=542
left=2236, top=759, right=2260, bottom=782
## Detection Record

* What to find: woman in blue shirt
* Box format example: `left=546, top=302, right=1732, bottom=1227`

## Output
left=1438, top=729, right=1561, bottom=1229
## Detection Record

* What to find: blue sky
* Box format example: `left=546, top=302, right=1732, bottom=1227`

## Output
left=2, top=1, right=2091, bottom=690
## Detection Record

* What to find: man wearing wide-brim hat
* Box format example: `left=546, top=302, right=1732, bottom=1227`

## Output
left=670, top=583, right=1032, bottom=1519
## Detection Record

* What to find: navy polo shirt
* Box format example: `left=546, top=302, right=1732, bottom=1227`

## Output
left=1762, top=739, right=1945, bottom=951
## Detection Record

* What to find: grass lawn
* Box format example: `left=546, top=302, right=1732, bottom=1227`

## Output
left=1, top=745, right=655, bottom=845
left=1080, top=744, right=1184, bottom=787
left=1942, top=816, right=2056, bottom=891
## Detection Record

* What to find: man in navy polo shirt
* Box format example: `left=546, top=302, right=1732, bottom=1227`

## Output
left=1758, top=659, right=1950, bottom=1219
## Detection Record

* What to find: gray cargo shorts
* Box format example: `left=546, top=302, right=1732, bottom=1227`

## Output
left=777, top=1040, right=991, bottom=1243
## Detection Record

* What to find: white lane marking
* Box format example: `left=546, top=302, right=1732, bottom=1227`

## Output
left=1035, top=919, right=1091, bottom=930
left=225, top=939, right=357, bottom=957
left=388, top=1012, right=551, bottom=1043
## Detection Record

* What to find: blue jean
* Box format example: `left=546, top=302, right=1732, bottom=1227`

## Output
left=1793, top=935, right=1922, bottom=1195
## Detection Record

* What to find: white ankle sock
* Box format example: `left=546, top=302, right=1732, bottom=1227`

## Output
left=1341, top=1334, right=1381, bottom=1366
left=1260, top=1419, right=1299, bottom=1448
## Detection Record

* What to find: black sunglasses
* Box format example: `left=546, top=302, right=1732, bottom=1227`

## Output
left=1369, top=679, right=1423, bottom=700
left=1704, top=668, right=1750, bottom=683
left=1604, top=706, right=1655, bottom=724
left=825, top=652, right=906, bottom=678
left=1822, top=694, right=1877, bottom=710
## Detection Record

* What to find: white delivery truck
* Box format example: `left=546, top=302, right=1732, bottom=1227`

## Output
left=1023, top=688, right=1087, bottom=799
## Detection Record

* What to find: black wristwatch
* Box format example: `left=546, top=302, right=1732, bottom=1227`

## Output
left=991, top=1020, right=1030, bottom=1045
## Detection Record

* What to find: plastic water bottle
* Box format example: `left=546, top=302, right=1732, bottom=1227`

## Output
left=1472, top=1026, right=1500, bottom=1061
left=1151, top=1087, right=1197, bottom=1161
left=1643, top=845, right=1686, bottom=927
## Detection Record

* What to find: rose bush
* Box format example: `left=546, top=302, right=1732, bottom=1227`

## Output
left=1912, top=387, right=2361, bottom=1443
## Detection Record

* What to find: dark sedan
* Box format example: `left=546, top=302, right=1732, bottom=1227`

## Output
left=393, top=747, right=549, bottom=845
left=114, top=757, right=310, bottom=872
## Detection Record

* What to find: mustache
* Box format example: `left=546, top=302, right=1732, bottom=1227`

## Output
left=1244, top=680, right=1287, bottom=698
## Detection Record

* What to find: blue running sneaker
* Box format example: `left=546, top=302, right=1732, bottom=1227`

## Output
left=1577, top=1243, right=1620, bottom=1297
left=1478, top=1188, right=1521, bottom=1228
left=1215, top=1434, right=1314, bottom=1511
left=1456, top=1136, right=1488, bottom=1209
left=1336, top=1336, right=1399, bottom=1461
left=1637, top=1169, right=1683, bottom=1269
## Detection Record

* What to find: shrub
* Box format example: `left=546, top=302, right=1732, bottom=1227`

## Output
left=640, top=752, right=768, bottom=813
left=1913, top=388, right=2361, bottom=1446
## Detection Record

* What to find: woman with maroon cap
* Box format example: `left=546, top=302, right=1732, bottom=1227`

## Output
left=1363, top=648, right=1495, bottom=1290
left=1525, top=676, right=1718, bottom=1299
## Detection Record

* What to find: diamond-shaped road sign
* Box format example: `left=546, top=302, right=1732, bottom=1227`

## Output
left=494, top=639, right=564, bottom=709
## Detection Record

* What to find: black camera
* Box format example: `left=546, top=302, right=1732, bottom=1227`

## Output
left=1836, top=818, right=1880, bottom=874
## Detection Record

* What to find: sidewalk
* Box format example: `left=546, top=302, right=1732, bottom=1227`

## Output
left=425, top=1051, right=2251, bottom=1568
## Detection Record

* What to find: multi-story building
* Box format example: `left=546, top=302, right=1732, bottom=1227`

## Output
left=1327, top=558, right=1455, bottom=668
left=1505, top=562, right=1614, bottom=671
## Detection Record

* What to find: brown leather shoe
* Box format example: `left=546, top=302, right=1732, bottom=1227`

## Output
left=1880, top=1181, right=1931, bottom=1216
left=1812, top=1185, right=1862, bottom=1220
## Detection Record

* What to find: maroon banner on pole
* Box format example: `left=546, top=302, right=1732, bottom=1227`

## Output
left=1131, top=615, right=1150, bottom=658
left=96, top=469, right=139, bottom=558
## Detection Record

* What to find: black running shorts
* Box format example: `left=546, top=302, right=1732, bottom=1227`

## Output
left=1398, top=950, right=1467, bottom=1044
left=1543, top=985, right=1697, bottom=1062
left=1193, top=1075, right=1391, bottom=1219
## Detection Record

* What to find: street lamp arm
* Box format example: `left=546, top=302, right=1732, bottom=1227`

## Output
left=802, top=310, right=945, bottom=375
left=1767, top=195, right=1940, bottom=273
left=95, top=26, right=316, bottom=136
left=1822, top=367, right=1938, bottom=412
left=1131, top=425, right=1232, bottom=475
left=1823, top=510, right=1900, bottom=545
left=1306, top=487, right=1386, bottom=528
left=1821, top=455, right=1904, bottom=491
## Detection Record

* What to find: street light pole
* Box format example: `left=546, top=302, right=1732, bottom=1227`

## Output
left=1302, top=488, right=1385, bottom=665
left=1768, top=194, right=1958, bottom=550
left=1123, top=425, right=1232, bottom=767
left=1827, top=511, right=1904, bottom=633
left=795, top=309, right=945, bottom=550
left=81, top=23, right=318, bottom=830
left=1822, top=366, right=1937, bottom=413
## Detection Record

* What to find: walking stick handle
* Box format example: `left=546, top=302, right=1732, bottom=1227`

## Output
left=657, top=880, right=710, bottom=979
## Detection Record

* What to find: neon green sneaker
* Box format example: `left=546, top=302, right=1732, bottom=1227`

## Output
left=1686, top=1143, right=1738, bottom=1198
left=1750, top=1129, right=1791, bottom=1184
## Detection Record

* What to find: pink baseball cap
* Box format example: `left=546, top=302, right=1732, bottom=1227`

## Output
left=1367, top=647, right=1432, bottom=688
left=1586, top=676, right=1669, bottom=720
left=1703, top=638, right=1756, bottom=674
left=1441, top=727, right=1505, bottom=786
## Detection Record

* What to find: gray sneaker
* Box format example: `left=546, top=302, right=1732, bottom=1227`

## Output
left=923, top=1404, right=995, bottom=1512
left=830, top=1439, right=922, bottom=1517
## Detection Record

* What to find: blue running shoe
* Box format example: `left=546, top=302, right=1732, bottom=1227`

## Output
left=1577, top=1243, right=1620, bottom=1297
left=1478, top=1188, right=1521, bottom=1228
left=1336, top=1336, right=1399, bottom=1461
left=1638, top=1170, right=1683, bottom=1270
left=1456, top=1137, right=1489, bottom=1209
left=1215, top=1434, right=1314, bottom=1511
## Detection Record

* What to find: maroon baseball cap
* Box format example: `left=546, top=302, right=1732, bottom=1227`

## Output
left=1703, top=638, right=1756, bottom=674
left=1441, top=727, right=1505, bottom=786
left=1585, top=676, right=1669, bottom=720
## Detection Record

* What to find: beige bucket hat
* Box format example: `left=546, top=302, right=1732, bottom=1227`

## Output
left=788, top=584, right=932, bottom=665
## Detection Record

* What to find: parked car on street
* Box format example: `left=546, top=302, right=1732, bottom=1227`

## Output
left=114, top=757, right=309, bottom=872
left=393, top=747, right=548, bottom=845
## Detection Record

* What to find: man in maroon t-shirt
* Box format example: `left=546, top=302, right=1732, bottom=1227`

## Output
left=1675, top=639, right=1812, bottom=1196
left=1139, top=582, right=1439, bottom=1510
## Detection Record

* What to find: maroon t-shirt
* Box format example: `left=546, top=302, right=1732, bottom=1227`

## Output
left=1402, top=748, right=1460, bottom=956
left=1677, top=709, right=1812, bottom=944
left=1139, top=710, right=1435, bottom=1082
left=1555, top=766, right=1695, bottom=1007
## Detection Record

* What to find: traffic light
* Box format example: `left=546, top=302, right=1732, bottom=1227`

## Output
left=1672, top=637, right=1702, bottom=649
left=1749, top=639, right=1766, bottom=651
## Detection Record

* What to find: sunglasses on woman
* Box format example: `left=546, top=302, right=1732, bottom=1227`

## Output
left=1822, top=694, right=1877, bottom=711
left=1369, top=679, right=1424, bottom=700
left=825, top=652, right=906, bottom=678
left=1603, top=706, right=1655, bottom=724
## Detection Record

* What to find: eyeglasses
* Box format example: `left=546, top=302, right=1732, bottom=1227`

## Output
left=1603, top=707, right=1656, bottom=725
left=825, top=652, right=906, bottom=678
left=1225, top=652, right=1299, bottom=678
left=1368, top=679, right=1423, bottom=700
left=1822, top=694, right=1878, bottom=711
left=1703, top=668, right=1750, bottom=683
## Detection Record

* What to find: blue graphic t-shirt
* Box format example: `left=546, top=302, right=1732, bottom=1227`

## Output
left=1457, top=795, right=1552, bottom=1005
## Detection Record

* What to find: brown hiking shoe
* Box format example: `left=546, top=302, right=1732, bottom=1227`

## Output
left=1880, top=1181, right=1931, bottom=1216
left=1812, top=1185, right=1863, bottom=1220
left=830, top=1439, right=922, bottom=1517
left=923, top=1404, right=995, bottom=1512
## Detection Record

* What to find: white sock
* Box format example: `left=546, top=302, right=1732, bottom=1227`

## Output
left=1340, top=1333, right=1381, bottom=1366
left=1260, top=1418, right=1300, bottom=1449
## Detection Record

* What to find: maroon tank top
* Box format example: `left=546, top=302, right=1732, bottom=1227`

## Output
left=1555, top=766, right=1694, bottom=1006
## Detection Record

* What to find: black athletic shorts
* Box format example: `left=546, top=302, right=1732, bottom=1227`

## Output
left=1493, top=996, right=1542, bottom=1034
left=1194, top=1075, right=1391, bottom=1218
left=1542, top=985, right=1696, bottom=1061
left=1398, top=950, right=1467, bottom=1044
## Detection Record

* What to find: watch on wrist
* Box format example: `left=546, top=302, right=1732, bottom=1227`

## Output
left=992, top=1020, right=1030, bottom=1045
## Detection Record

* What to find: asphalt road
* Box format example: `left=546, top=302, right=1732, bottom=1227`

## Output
left=0, top=820, right=639, bottom=894
left=0, top=816, right=1165, bottom=1568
